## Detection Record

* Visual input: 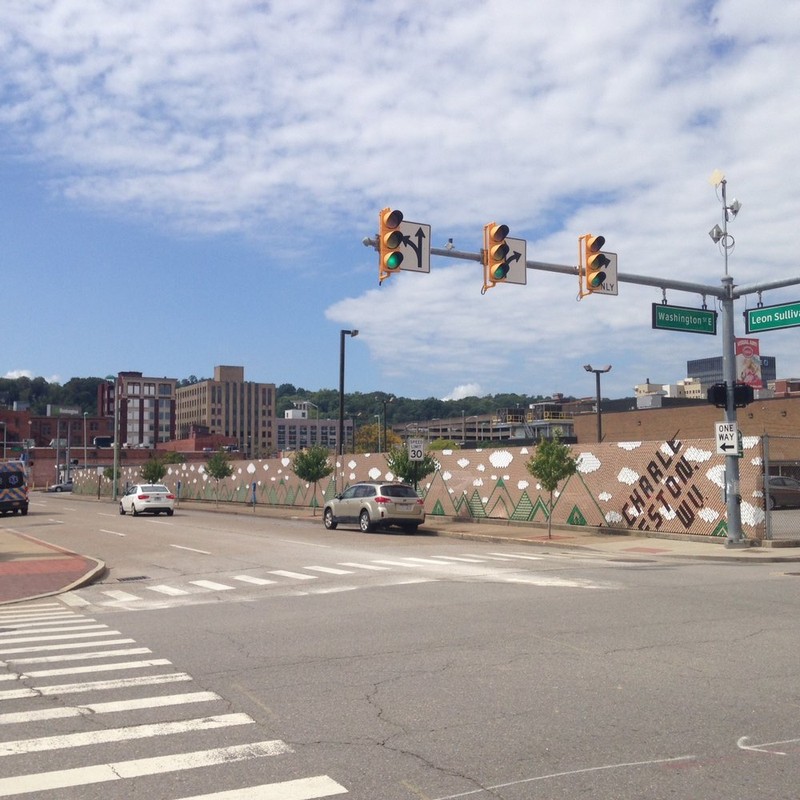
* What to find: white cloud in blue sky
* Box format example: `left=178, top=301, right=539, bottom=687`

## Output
left=1, top=0, right=799, bottom=400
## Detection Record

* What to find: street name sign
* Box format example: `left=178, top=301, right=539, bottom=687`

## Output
left=397, top=220, right=431, bottom=274
left=652, top=304, right=718, bottom=335
left=408, top=438, right=426, bottom=461
left=745, top=300, right=800, bottom=333
left=715, top=421, right=739, bottom=456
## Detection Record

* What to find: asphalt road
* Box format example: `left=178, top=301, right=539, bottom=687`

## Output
left=3, top=496, right=800, bottom=799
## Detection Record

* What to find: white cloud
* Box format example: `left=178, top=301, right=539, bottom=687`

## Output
left=442, top=383, right=484, bottom=401
left=1, top=1, right=800, bottom=397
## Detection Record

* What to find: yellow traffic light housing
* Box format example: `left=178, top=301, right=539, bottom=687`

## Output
left=482, top=222, right=510, bottom=292
left=379, top=207, right=404, bottom=284
left=579, top=233, right=611, bottom=297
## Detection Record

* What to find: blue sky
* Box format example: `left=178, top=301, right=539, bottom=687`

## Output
left=2, top=0, right=800, bottom=401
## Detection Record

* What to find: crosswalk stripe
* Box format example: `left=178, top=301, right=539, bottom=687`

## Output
left=147, top=584, right=190, bottom=596
left=9, top=658, right=172, bottom=679
left=402, top=557, right=458, bottom=565
left=0, top=739, right=292, bottom=797
left=0, top=624, right=106, bottom=637
left=337, top=562, right=390, bottom=571
left=2, top=647, right=150, bottom=666
left=491, top=552, right=543, bottom=561
left=173, top=775, right=349, bottom=799
left=269, top=570, right=317, bottom=580
left=0, top=672, right=192, bottom=701
left=0, top=616, right=96, bottom=628
left=233, top=575, right=276, bottom=585
left=0, top=691, right=221, bottom=725
left=0, top=630, right=122, bottom=646
left=0, top=713, right=254, bottom=756
left=190, top=580, right=235, bottom=591
left=101, top=590, right=141, bottom=601
left=59, top=593, right=91, bottom=607
left=372, top=560, right=418, bottom=567
left=0, top=638, right=136, bottom=657
left=430, top=556, right=486, bottom=563
left=304, top=566, right=353, bottom=575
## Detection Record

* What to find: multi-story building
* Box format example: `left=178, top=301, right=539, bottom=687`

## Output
left=276, top=403, right=351, bottom=453
left=97, top=372, right=178, bottom=447
left=175, top=366, right=275, bottom=458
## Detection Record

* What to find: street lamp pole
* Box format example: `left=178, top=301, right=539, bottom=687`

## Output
left=338, top=329, right=359, bottom=459
left=0, top=421, right=6, bottom=460
left=584, top=365, right=612, bottom=443
left=83, top=412, right=88, bottom=471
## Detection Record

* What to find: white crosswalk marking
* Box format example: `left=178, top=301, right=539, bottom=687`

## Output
left=190, top=580, right=235, bottom=591
left=305, top=566, right=354, bottom=575
left=338, top=562, right=390, bottom=571
left=0, top=602, right=347, bottom=798
left=269, top=570, right=317, bottom=580
left=234, top=575, right=276, bottom=585
left=0, top=713, right=254, bottom=756
left=0, top=741, right=293, bottom=797
left=148, top=584, right=190, bottom=596
left=102, top=589, right=141, bottom=601
left=173, top=775, right=349, bottom=799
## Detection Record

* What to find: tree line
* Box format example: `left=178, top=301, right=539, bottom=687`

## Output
left=0, top=375, right=559, bottom=423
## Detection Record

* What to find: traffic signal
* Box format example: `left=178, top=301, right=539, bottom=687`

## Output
left=707, top=382, right=727, bottom=408
left=483, top=222, right=510, bottom=290
left=734, top=383, right=754, bottom=407
left=581, top=233, right=611, bottom=294
left=379, top=207, right=404, bottom=284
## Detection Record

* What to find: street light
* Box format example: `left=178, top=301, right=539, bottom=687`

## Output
left=83, top=412, right=88, bottom=471
left=338, top=329, right=359, bottom=459
left=374, top=414, right=382, bottom=451
left=584, top=364, right=612, bottom=442
left=382, top=395, right=394, bottom=454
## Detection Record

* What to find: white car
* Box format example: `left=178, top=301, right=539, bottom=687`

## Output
left=119, top=484, right=175, bottom=516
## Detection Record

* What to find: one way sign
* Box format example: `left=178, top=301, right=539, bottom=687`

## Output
left=715, top=421, right=739, bottom=456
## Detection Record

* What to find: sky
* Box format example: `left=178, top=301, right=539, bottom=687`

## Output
left=2, top=0, right=800, bottom=403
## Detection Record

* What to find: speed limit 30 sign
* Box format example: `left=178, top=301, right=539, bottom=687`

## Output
left=408, top=438, right=425, bottom=461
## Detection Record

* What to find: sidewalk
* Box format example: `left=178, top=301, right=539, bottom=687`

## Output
left=2, top=501, right=799, bottom=606
left=0, top=529, right=105, bottom=606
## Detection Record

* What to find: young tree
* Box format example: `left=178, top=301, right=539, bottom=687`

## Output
left=525, top=435, right=578, bottom=539
left=291, top=445, right=334, bottom=515
left=141, top=458, right=167, bottom=484
left=385, top=445, right=437, bottom=490
left=204, top=450, right=234, bottom=506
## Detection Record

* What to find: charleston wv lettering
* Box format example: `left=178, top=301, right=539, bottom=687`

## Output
left=621, top=439, right=705, bottom=530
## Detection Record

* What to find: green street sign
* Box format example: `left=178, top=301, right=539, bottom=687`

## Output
left=652, top=304, right=717, bottom=335
left=745, top=301, right=800, bottom=333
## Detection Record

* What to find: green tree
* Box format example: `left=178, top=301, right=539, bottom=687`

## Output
left=525, top=435, right=578, bottom=539
left=385, top=446, right=437, bottom=491
left=291, top=445, right=334, bottom=515
left=204, top=450, right=234, bottom=506
left=161, top=451, right=186, bottom=464
left=428, top=438, right=460, bottom=451
left=141, top=458, right=167, bottom=484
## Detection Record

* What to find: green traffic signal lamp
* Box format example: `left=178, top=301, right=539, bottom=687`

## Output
left=483, top=222, right=511, bottom=289
left=379, top=208, right=405, bottom=283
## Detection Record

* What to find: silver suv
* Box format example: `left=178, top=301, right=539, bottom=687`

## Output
left=323, top=481, right=425, bottom=533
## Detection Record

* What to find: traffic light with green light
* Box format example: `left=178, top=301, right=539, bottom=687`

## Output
left=379, top=208, right=404, bottom=284
left=483, top=222, right=510, bottom=290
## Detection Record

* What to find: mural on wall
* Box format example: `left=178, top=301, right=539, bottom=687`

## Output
left=79, top=436, right=769, bottom=540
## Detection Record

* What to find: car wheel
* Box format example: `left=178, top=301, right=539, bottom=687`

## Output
left=401, top=523, right=420, bottom=534
left=359, top=509, right=375, bottom=533
left=768, top=496, right=776, bottom=510
left=119, top=503, right=125, bottom=515
left=323, top=508, right=337, bottom=530
left=55, top=487, right=63, bottom=492
left=132, top=504, right=139, bottom=516
left=21, top=507, right=28, bottom=516
left=167, top=509, right=174, bottom=517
